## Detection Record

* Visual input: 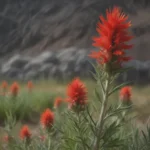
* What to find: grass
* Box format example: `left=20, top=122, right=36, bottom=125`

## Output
left=0, top=79, right=150, bottom=144
left=1, top=79, right=150, bottom=121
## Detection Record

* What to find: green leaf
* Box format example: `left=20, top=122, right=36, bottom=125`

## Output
left=108, top=81, right=132, bottom=96
left=89, top=71, right=98, bottom=81
left=113, top=66, right=134, bottom=74
left=94, top=88, right=102, bottom=103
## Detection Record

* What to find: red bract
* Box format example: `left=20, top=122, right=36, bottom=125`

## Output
left=89, top=6, right=133, bottom=66
left=54, top=97, right=63, bottom=108
left=20, top=125, right=31, bottom=140
left=10, top=82, right=19, bottom=96
left=67, top=78, right=87, bottom=109
left=120, top=86, right=131, bottom=102
left=40, top=109, right=54, bottom=130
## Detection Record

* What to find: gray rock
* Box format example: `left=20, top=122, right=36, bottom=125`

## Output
left=38, top=64, right=53, bottom=78
left=49, top=66, right=60, bottom=78
left=1, top=48, right=150, bottom=85
left=24, top=51, right=59, bottom=72
left=4, top=68, right=21, bottom=79
left=31, top=51, right=59, bottom=64
left=24, top=70, right=40, bottom=80
left=1, top=55, right=29, bottom=74
left=57, top=47, right=77, bottom=62
left=24, top=63, right=41, bottom=72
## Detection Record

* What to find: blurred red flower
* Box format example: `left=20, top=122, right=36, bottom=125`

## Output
left=1, top=81, right=8, bottom=90
left=3, top=135, right=13, bottom=143
left=40, top=109, right=54, bottom=130
left=89, top=6, right=133, bottom=66
left=67, top=78, right=87, bottom=109
left=27, top=81, right=33, bottom=91
left=54, top=97, right=63, bottom=108
left=39, top=135, right=46, bottom=141
left=120, top=86, right=131, bottom=102
left=10, top=82, right=19, bottom=96
left=20, top=125, right=31, bottom=140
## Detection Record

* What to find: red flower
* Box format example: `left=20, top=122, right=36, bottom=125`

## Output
left=1, top=81, right=8, bottom=95
left=1, top=81, right=8, bottom=90
left=20, top=125, right=31, bottom=140
left=10, top=82, right=19, bottom=96
left=67, top=78, right=87, bottom=109
left=89, top=6, right=133, bottom=66
left=54, top=97, right=63, bottom=108
left=3, top=135, right=13, bottom=143
left=120, top=86, right=131, bottom=102
left=40, top=109, right=54, bottom=130
left=27, top=81, right=33, bottom=91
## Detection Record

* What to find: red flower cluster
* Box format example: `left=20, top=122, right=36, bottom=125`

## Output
left=10, top=82, right=19, bottom=96
left=20, top=125, right=31, bottom=140
left=54, top=97, right=63, bottom=108
left=120, top=86, right=131, bottom=102
left=89, top=6, right=133, bottom=66
left=40, top=109, right=54, bottom=130
left=67, top=78, right=87, bottom=109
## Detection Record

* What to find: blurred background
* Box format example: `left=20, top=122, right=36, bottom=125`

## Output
left=0, top=0, right=149, bottom=84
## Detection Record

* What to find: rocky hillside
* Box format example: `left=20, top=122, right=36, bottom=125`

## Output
left=1, top=48, right=150, bottom=85
left=0, top=0, right=150, bottom=83
left=0, top=0, right=150, bottom=59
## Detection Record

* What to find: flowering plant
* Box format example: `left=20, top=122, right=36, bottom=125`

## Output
left=1, top=6, right=150, bottom=150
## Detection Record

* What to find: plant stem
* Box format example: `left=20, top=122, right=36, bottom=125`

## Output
left=77, top=113, right=87, bottom=150
left=48, top=134, right=51, bottom=150
left=93, top=74, right=110, bottom=150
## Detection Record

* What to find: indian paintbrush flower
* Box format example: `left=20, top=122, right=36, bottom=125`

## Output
left=54, top=97, right=63, bottom=108
left=1, top=81, right=8, bottom=91
left=10, top=82, right=19, bottom=97
left=20, top=125, right=31, bottom=145
left=89, top=6, right=133, bottom=72
left=40, top=109, right=54, bottom=131
left=67, top=78, right=87, bottom=111
left=120, top=86, right=132, bottom=105
left=1, top=81, right=8, bottom=95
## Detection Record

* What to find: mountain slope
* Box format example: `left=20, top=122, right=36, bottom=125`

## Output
left=0, top=0, right=150, bottom=60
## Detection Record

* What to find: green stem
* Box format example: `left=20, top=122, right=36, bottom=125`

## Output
left=48, top=134, right=51, bottom=150
left=93, top=74, right=110, bottom=150
left=76, top=113, right=88, bottom=150
left=117, top=110, right=127, bottom=125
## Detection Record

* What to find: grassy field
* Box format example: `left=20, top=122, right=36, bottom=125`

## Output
left=0, top=79, right=150, bottom=145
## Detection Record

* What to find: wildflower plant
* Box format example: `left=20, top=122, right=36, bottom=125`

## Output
left=1, top=80, right=8, bottom=95
left=52, top=6, right=134, bottom=150
left=40, top=108, right=54, bottom=132
left=20, top=125, right=32, bottom=147
left=10, top=82, right=20, bottom=97
left=66, top=78, right=87, bottom=112
left=89, top=6, right=133, bottom=150
left=2, top=5, right=150, bottom=150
